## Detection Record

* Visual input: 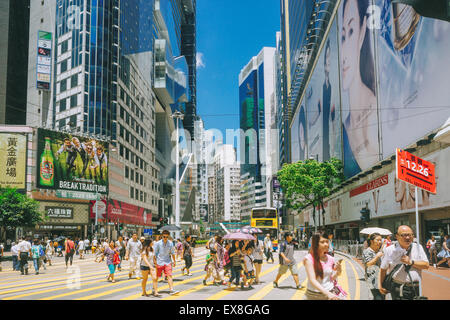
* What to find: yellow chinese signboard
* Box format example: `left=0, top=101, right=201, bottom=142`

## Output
left=0, top=133, right=27, bottom=189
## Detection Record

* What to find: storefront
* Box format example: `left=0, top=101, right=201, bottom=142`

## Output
left=31, top=200, right=90, bottom=240
left=89, top=199, right=156, bottom=239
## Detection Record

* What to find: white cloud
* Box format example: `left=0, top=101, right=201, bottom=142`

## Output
left=196, top=52, right=206, bottom=69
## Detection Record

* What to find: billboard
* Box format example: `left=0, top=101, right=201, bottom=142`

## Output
left=0, top=133, right=27, bottom=189
left=37, top=31, right=52, bottom=91
left=291, top=103, right=308, bottom=162
left=36, top=128, right=108, bottom=195
left=338, top=0, right=380, bottom=178
left=89, top=199, right=152, bottom=226
left=375, top=0, right=450, bottom=158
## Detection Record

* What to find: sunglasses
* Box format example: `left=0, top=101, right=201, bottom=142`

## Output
left=163, top=236, right=169, bottom=238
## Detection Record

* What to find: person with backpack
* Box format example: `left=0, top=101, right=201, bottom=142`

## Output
left=378, top=225, right=429, bottom=300
left=31, top=239, right=43, bottom=275
left=100, top=240, right=120, bottom=283
left=273, top=232, right=303, bottom=289
left=65, top=236, right=76, bottom=268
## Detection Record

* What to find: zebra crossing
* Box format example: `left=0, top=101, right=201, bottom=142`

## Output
left=0, top=248, right=371, bottom=300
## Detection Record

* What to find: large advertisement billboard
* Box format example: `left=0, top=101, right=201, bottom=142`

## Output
left=36, top=129, right=108, bottom=195
left=0, top=133, right=27, bottom=189
left=37, top=31, right=52, bottom=91
left=375, top=0, right=450, bottom=159
left=338, top=0, right=380, bottom=178
left=291, top=103, right=308, bottom=162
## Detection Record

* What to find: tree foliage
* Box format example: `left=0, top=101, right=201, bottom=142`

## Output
left=277, top=158, right=344, bottom=227
left=0, top=188, right=45, bottom=229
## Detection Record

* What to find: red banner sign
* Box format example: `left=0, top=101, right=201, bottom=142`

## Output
left=89, top=199, right=152, bottom=226
left=350, top=174, right=389, bottom=198
left=396, top=148, right=436, bottom=194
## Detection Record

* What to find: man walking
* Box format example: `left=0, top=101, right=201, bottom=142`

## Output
left=181, top=235, right=194, bottom=276
left=11, top=241, right=19, bottom=271
left=84, top=238, right=90, bottom=255
left=65, top=236, right=75, bottom=268
left=17, top=237, right=31, bottom=275
left=77, top=237, right=85, bottom=259
left=154, top=230, right=179, bottom=295
left=125, top=233, right=142, bottom=280
left=273, top=233, right=303, bottom=289
left=264, top=234, right=274, bottom=263
left=379, top=225, right=429, bottom=300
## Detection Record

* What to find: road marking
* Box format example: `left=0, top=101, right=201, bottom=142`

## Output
left=290, top=279, right=308, bottom=300
left=346, top=258, right=360, bottom=300
left=3, top=274, right=130, bottom=300
left=338, top=260, right=350, bottom=300
left=54, top=259, right=207, bottom=300
left=248, top=263, right=302, bottom=300
left=207, top=261, right=284, bottom=300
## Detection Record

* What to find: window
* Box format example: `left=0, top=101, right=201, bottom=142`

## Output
left=130, top=187, right=134, bottom=199
left=61, top=60, right=67, bottom=73
left=135, top=188, right=139, bottom=200
left=125, top=166, right=129, bottom=178
left=60, top=79, right=67, bottom=92
left=130, top=169, right=134, bottom=181
left=69, top=115, right=77, bottom=128
left=125, top=148, right=129, bottom=160
left=59, top=98, right=67, bottom=112
left=70, top=95, right=77, bottom=108
left=140, top=191, right=143, bottom=202
left=119, top=144, right=124, bottom=157
left=119, top=125, right=124, bottom=137
left=71, top=74, right=78, bottom=88
left=61, top=40, right=68, bottom=54
left=140, top=174, right=143, bottom=185
left=135, top=171, right=139, bottom=183
left=59, top=119, right=66, bottom=129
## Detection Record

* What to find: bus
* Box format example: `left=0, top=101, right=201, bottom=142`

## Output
left=250, top=207, right=279, bottom=250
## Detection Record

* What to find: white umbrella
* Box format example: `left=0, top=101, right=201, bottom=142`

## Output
left=360, top=227, right=392, bottom=236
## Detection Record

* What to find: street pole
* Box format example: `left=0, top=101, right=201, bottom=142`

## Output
left=95, top=192, right=98, bottom=239
left=415, top=186, right=423, bottom=296
left=172, top=111, right=183, bottom=240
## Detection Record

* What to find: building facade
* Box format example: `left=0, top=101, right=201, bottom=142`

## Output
left=284, top=0, right=450, bottom=241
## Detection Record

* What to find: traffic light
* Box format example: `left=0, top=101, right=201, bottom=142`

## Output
left=360, top=206, right=371, bottom=223
left=392, top=0, right=450, bottom=22
left=118, top=223, right=124, bottom=231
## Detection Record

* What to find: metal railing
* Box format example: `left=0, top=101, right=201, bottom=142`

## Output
left=333, top=240, right=365, bottom=259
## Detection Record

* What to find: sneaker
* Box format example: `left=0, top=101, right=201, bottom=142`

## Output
left=273, top=281, right=278, bottom=288
left=296, top=284, right=303, bottom=289
left=248, top=285, right=254, bottom=289
left=169, top=290, right=179, bottom=295
left=241, top=283, right=244, bottom=289
left=203, top=280, right=207, bottom=285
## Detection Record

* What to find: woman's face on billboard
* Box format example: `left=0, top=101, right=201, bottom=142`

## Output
left=341, top=0, right=364, bottom=90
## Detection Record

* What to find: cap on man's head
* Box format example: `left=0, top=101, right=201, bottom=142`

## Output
left=140, top=236, right=145, bottom=240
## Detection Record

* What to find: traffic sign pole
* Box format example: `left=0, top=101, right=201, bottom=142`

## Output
left=415, top=186, right=423, bottom=297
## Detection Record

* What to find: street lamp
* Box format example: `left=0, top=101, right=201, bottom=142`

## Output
left=172, top=110, right=184, bottom=239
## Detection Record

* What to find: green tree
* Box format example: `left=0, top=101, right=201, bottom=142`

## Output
left=277, top=158, right=344, bottom=229
left=0, top=188, right=45, bottom=236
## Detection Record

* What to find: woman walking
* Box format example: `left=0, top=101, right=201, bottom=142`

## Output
left=213, top=236, right=226, bottom=285
left=140, top=239, right=159, bottom=297
left=362, top=233, right=385, bottom=300
left=426, top=236, right=438, bottom=267
left=100, top=240, right=120, bottom=283
left=252, top=237, right=264, bottom=284
left=228, top=240, right=243, bottom=287
left=303, top=232, right=343, bottom=300
left=436, top=235, right=450, bottom=269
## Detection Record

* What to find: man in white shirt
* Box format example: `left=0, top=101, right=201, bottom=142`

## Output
left=379, top=225, right=429, bottom=300
left=17, top=238, right=32, bottom=275
left=125, top=233, right=142, bottom=279
left=11, top=242, right=19, bottom=271
left=77, top=238, right=85, bottom=259
left=264, top=234, right=274, bottom=263
left=83, top=238, right=90, bottom=255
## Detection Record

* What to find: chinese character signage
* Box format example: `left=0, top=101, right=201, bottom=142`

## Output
left=37, top=31, right=52, bottom=90
left=0, top=133, right=27, bottom=189
left=45, top=207, right=74, bottom=219
left=36, top=128, right=108, bottom=195
left=396, top=148, right=436, bottom=194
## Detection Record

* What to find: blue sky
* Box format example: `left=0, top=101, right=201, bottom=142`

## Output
left=196, top=0, right=281, bottom=139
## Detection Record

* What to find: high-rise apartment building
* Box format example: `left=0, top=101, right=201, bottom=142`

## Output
left=0, top=0, right=31, bottom=125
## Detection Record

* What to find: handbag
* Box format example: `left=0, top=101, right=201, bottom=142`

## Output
left=330, top=280, right=348, bottom=299
left=113, top=252, right=121, bottom=265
